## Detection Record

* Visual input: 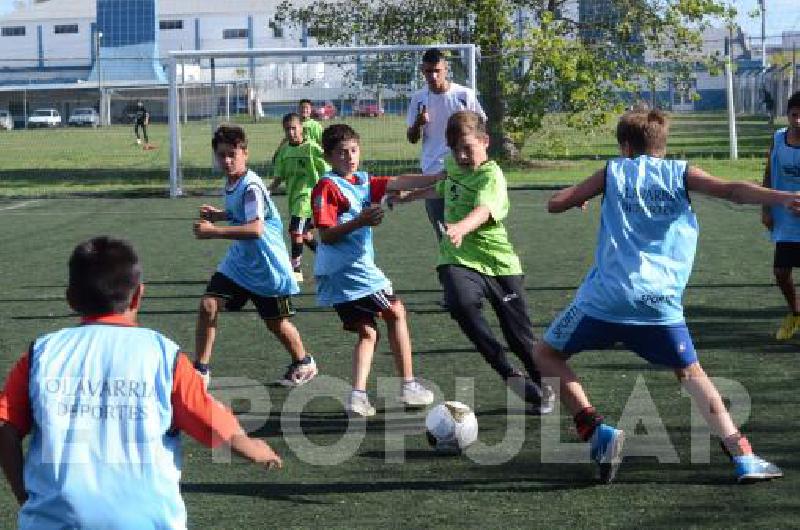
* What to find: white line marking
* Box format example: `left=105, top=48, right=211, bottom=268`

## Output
left=0, top=200, right=40, bottom=211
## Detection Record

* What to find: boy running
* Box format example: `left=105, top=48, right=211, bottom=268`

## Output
left=535, top=109, right=791, bottom=484
left=193, top=124, right=317, bottom=388
left=762, top=91, right=800, bottom=339
left=395, top=110, right=554, bottom=413
left=0, top=237, right=281, bottom=529
left=269, top=112, right=329, bottom=283
left=311, top=124, right=434, bottom=417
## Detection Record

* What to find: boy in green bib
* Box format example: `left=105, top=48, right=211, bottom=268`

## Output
left=394, top=110, right=554, bottom=413
left=270, top=113, right=330, bottom=282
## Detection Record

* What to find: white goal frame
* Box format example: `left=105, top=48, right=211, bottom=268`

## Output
left=166, top=44, right=478, bottom=198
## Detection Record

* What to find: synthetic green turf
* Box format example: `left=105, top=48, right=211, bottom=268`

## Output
left=0, top=192, right=796, bottom=528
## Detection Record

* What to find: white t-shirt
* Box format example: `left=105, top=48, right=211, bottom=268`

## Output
left=406, top=82, right=486, bottom=175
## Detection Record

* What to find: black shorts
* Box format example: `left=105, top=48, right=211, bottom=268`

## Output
left=204, top=272, right=295, bottom=320
left=774, top=242, right=800, bottom=268
left=333, top=289, right=397, bottom=331
left=289, top=216, right=314, bottom=235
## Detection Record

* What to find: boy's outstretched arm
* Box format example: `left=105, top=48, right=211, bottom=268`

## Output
left=171, top=354, right=282, bottom=470
left=547, top=168, right=605, bottom=213
left=687, top=165, right=800, bottom=211
left=0, top=422, right=26, bottom=505
left=386, top=172, right=445, bottom=191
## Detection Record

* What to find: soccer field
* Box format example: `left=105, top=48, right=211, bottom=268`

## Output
left=0, top=192, right=797, bottom=528
left=0, top=112, right=779, bottom=198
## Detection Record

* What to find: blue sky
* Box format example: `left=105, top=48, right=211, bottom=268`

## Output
left=735, top=0, right=800, bottom=38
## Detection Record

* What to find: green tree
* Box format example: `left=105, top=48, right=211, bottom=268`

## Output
left=279, top=0, right=735, bottom=158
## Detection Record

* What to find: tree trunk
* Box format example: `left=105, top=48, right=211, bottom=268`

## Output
left=476, top=3, right=516, bottom=159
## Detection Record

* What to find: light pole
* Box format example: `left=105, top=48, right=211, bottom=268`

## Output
left=96, top=30, right=104, bottom=125
left=760, top=0, right=767, bottom=67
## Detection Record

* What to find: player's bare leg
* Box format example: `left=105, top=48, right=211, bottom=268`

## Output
left=773, top=267, right=800, bottom=339
left=384, top=300, right=413, bottom=380
left=346, top=323, right=378, bottom=416
left=352, top=322, right=378, bottom=392
left=195, top=295, right=222, bottom=365
left=678, top=362, right=783, bottom=482
left=265, top=317, right=307, bottom=363
left=385, top=300, right=433, bottom=406
left=533, top=341, right=591, bottom=414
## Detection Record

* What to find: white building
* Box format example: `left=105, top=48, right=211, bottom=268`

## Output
left=0, top=0, right=316, bottom=84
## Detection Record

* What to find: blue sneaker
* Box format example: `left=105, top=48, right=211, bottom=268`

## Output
left=733, top=455, right=783, bottom=484
left=590, top=424, right=625, bottom=484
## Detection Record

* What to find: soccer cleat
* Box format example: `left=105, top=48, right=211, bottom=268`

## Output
left=136, top=138, right=142, bottom=145
left=277, top=356, right=318, bottom=387
left=733, top=454, right=783, bottom=484
left=775, top=313, right=800, bottom=340
left=293, top=270, right=304, bottom=284
left=590, top=424, right=625, bottom=484
left=346, top=391, right=376, bottom=417
left=399, top=379, right=434, bottom=407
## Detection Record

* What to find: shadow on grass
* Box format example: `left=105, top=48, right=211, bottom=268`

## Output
left=181, top=472, right=594, bottom=503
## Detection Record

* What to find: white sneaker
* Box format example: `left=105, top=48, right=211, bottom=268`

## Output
left=346, top=390, right=376, bottom=417
left=136, top=138, right=142, bottom=145
left=196, top=369, right=210, bottom=390
left=400, top=380, right=434, bottom=407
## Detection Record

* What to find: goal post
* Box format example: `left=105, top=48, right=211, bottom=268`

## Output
left=167, top=44, right=478, bottom=198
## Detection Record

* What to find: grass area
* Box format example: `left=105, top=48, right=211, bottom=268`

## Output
left=0, top=112, right=779, bottom=197
left=0, top=192, right=796, bottom=528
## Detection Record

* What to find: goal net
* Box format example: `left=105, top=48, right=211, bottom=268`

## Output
left=166, top=44, right=477, bottom=197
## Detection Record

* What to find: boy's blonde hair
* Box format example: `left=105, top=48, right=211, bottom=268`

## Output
left=446, top=110, right=487, bottom=148
left=616, top=110, right=670, bottom=156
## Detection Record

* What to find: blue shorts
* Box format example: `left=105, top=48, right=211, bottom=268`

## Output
left=543, top=302, right=697, bottom=368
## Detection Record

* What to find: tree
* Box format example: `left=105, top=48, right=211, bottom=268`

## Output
left=278, top=0, right=735, bottom=158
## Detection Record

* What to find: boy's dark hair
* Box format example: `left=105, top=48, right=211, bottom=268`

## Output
left=298, top=99, right=313, bottom=107
left=788, top=91, right=800, bottom=113
left=445, top=110, right=487, bottom=148
left=67, top=236, right=142, bottom=316
left=422, top=48, right=446, bottom=64
left=282, top=112, right=302, bottom=126
left=616, top=110, right=670, bottom=155
left=212, top=124, right=247, bottom=150
left=321, top=123, right=360, bottom=155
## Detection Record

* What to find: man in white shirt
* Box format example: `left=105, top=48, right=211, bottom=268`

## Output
left=406, top=48, right=486, bottom=239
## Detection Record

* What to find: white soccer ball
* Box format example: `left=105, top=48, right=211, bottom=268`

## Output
left=425, top=401, right=478, bottom=454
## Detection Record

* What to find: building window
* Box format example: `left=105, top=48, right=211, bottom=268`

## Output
left=1, top=26, right=25, bottom=37
left=223, top=28, right=248, bottom=39
left=160, top=20, right=183, bottom=30
left=269, top=18, right=284, bottom=38
left=54, top=24, right=79, bottom=34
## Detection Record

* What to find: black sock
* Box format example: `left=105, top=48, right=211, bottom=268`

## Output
left=305, top=239, right=318, bottom=252
left=194, top=361, right=210, bottom=374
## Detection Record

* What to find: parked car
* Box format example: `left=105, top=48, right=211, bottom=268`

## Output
left=353, top=102, right=385, bottom=118
left=28, top=108, right=62, bottom=128
left=312, top=101, right=337, bottom=120
left=68, top=107, right=100, bottom=127
left=0, top=110, right=12, bottom=130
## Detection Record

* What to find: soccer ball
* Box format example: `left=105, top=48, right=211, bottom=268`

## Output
left=425, top=401, right=478, bottom=454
